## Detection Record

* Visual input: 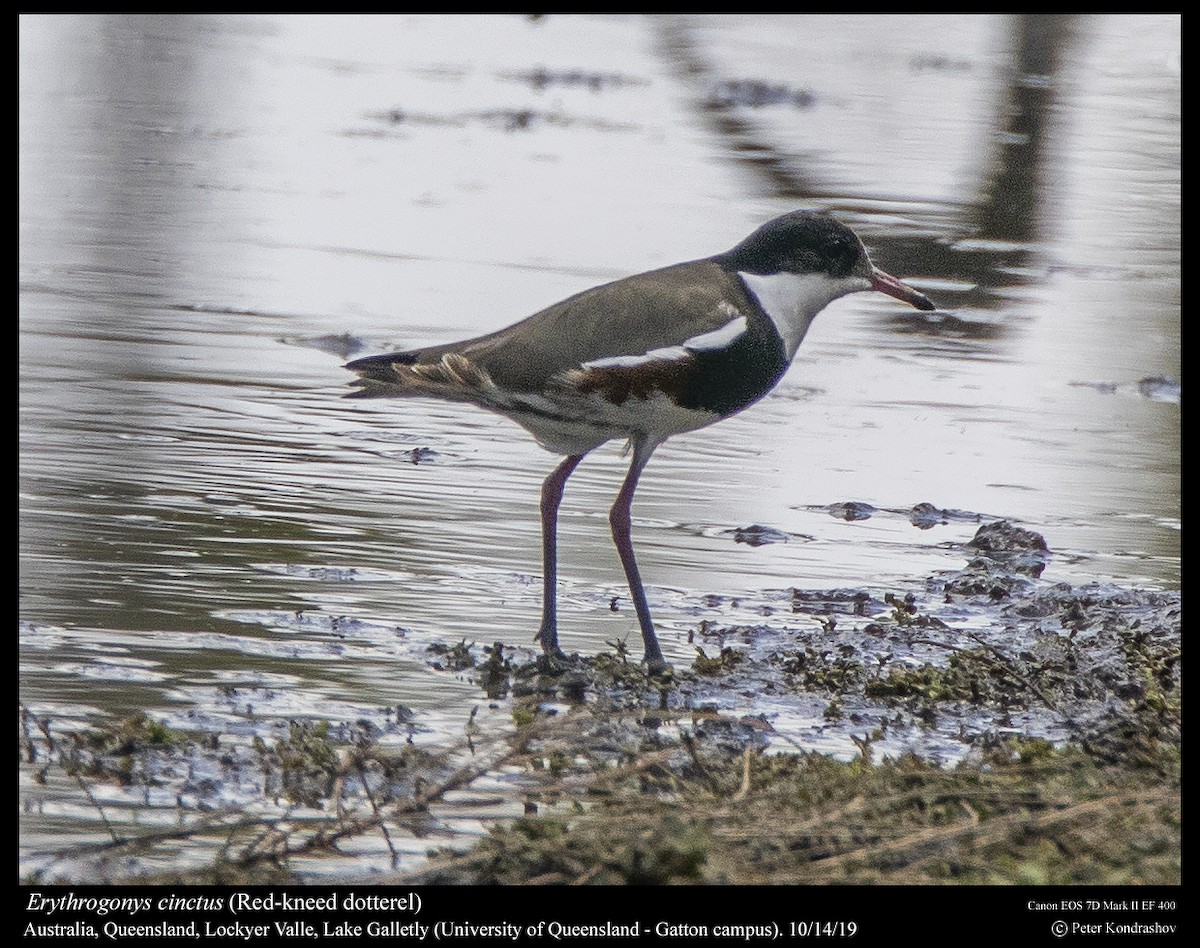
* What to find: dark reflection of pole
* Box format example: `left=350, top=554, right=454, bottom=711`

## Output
left=654, top=16, right=974, bottom=319
left=654, top=18, right=825, bottom=201
left=975, top=14, right=1078, bottom=241
left=655, top=15, right=1084, bottom=326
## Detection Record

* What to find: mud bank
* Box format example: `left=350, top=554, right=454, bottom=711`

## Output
left=21, top=523, right=1179, bottom=883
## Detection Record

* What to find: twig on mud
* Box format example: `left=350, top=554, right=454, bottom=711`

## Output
left=909, top=633, right=1059, bottom=709
left=20, top=704, right=39, bottom=763
left=731, top=748, right=752, bottom=802
left=680, top=732, right=722, bottom=795
left=528, top=746, right=680, bottom=799
left=29, top=815, right=274, bottom=867
left=962, top=630, right=1060, bottom=709
left=72, top=773, right=121, bottom=844
left=571, top=863, right=604, bottom=885
left=849, top=733, right=874, bottom=763
left=30, top=705, right=58, bottom=754
left=228, top=730, right=537, bottom=868
left=797, top=790, right=1176, bottom=879
left=353, top=751, right=400, bottom=868
left=238, top=821, right=293, bottom=864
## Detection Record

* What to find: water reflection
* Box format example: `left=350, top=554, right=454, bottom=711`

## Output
left=20, top=13, right=1179, bottom=879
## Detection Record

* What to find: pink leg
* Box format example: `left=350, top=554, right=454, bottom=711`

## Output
left=609, top=439, right=667, bottom=671
left=535, top=453, right=585, bottom=659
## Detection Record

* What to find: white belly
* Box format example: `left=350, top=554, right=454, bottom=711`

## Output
left=504, top=390, right=720, bottom=455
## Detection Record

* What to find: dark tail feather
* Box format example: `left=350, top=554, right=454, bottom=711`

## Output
left=343, top=350, right=421, bottom=398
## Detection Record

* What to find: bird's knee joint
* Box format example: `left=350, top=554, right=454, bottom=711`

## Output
left=609, top=507, right=631, bottom=533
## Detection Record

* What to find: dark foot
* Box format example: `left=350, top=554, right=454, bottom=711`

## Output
left=645, top=656, right=673, bottom=678
left=534, top=622, right=562, bottom=652
left=535, top=649, right=571, bottom=674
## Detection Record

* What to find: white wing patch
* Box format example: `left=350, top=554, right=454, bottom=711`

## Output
left=580, top=314, right=748, bottom=371
left=684, top=312, right=749, bottom=350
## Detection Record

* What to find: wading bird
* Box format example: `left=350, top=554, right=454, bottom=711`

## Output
left=347, top=211, right=935, bottom=672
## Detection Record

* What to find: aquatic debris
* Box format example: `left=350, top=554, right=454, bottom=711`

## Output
left=1069, top=376, right=1180, bottom=404
left=826, top=501, right=876, bottom=521
left=502, top=67, right=647, bottom=92
left=705, top=79, right=816, bottom=109
left=965, top=520, right=1050, bottom=578
left=359, top=106, right=638, bottom=135
left=1137, top=376, right=1180, bottom=403
left=908, top=502, right=982, bottom=530
left=723, top=524, right=790, bottom=546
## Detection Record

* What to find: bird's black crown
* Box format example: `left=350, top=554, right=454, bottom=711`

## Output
left=719, top=211, right=867, bottom=279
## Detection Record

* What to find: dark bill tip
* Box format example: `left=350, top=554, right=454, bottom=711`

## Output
left=870, top=268, right=937, bottom=311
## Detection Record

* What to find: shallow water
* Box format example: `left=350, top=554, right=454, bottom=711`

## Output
left=20, top=14, right=1179, bottom=878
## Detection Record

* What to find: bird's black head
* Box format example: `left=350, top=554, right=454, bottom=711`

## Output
left=719, top=211, right=870, bottom=279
